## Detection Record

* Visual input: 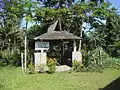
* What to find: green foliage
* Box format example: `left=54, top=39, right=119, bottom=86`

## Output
left=27, top=24, right=47, bottom=50
left=39, top=64, right=46, bottom=73
left=82, top=47, right=120, bottom=71
left=82, top=47, right=109, bottom=67
left=47, top=58, right=57, bottom=74
left=0, top=0, right=37, bottom=55
left=3, top=51, right=13, bottom=64
left=0, top=0, right=25, bottom=51
left=0, top=0, right=119, bottom=71
left=89, top=47, right=109, bottom=66
left=85, top=12, right=120, bottom=57
left=10, top=51, right=21, bottom=66
left=104, top=14, right=120, bottom=57
left=28, top=61, right=35, bottom=74
left=0, top=61, right=7, bottom=66
left=0, top=51, right=20, bottom=66
left=39, top=0, right=75, bottom=8
left=72, top=60, right=103, bottom=73
left=27, top=25, right=47, bottom=39
left=0, top=51, right=8, bottom=66
left=73, top=60, right=85, bottom=72
left=80, top=47, right=111, bottom=72
left=86, top=62, right=103, bottom=73
left=103, top=58, right=120, bottom=70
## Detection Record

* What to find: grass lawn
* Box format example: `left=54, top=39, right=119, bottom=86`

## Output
left=0, top=66, right=120, bottom=90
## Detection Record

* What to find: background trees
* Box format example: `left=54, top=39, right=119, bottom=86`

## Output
left=0, top=0, right=120, bottom=67
left=0, top=0, right=37, bottom=65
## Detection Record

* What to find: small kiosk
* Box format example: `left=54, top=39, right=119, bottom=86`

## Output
left=34, top=20, right=82, bottom=71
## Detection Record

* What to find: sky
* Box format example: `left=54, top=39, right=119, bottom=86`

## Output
left=109, top=0, right=120, bottom=12
left=21, top=0, right=120, bottom=29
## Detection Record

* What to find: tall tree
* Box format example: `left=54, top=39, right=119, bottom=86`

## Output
left=0, top=0, right=24, bottom=51
left=38, top=0, right=75, bottom=8
left=0, top=0, right=37, bottom=51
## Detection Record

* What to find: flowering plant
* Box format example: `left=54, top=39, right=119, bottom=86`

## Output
left=47, top=58, right=57, bottom=73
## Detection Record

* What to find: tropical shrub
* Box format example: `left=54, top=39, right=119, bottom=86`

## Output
left=11, top=51, right=21, bottom=66
left=72, top=60, right=103, bottom=73
left=1, top=51, right=12, bottom=65
left=28, top=61, right=35, bottom=74
left=0, top=51, right=2, bottom=58
left=82, top=47, right=109, bottom=67
left=82, top=47, right=120, bottom=71
left=0, top=60, right=7, bottom=66
left=103, top=57, right=120, bottom=70
left=47, top=58, right=57, bottom=74
left=86, top=62, right=103, bottom=73
left=75, top=47, right=109, bottom=73
left=0, top=50, right=20, bottom=66
left=39, top=64, right=46, bottom=73
left=72, top=60, right=87, bottom=72
left=88, top=47, right=109, bottom=66
left=0, top=51, right=8, bottom=66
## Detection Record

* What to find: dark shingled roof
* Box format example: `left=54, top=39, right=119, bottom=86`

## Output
left=34, top=31, right=81, bottom=40
left=34, top=20, right=81, bottom=40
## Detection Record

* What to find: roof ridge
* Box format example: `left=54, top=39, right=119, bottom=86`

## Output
left=47, top=20, right=58, bottom=33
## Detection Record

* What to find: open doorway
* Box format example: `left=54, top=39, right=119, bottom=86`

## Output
left=47, top=40, right=73, bottom=67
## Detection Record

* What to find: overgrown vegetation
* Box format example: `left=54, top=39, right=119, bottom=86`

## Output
left=39, top=64, right=46, bottom=73
left=0, top=0, right=120, bottom=74
left=28, top=61, right=35, bottom=74
left=72, top=47, right=120, bottom=73
left=0, top=51, right=20, bottom=66
left=103, top=58, right=120, bottom=69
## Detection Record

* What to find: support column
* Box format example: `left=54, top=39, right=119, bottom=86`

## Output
left=73, top=40, right=76, bottom=52
left=34, top=52, right=47, bottom=71
left=72, top=40, right=82, bottom=64
left=72, top=52, right=82, bottom=63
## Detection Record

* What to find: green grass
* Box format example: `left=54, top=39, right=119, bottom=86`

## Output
left=0, top=66, right=120, bottom=90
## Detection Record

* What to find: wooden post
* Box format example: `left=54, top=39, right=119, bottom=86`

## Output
left=24, top=36, right=27, bottom=72
left=78, top=22, right=83, bottom=51
left=21, top=53, right=24, bottom=73
left=60, top=40, right=63, bottom=64
left=62, top=41, right=64, bottom=64
left=73, top=40, right=76, bottom=52
left=59, top=18, right=62, bottom=31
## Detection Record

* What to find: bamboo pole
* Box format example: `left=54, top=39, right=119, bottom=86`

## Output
left=59, top=18, right=62, bottom=31
left=21, top=53, right=24, bottom=73
left=24, top=36, right=27, bottom=72
left=78, top=24, right=83, bottom=51
left=73, top=40, right=76, bottom=52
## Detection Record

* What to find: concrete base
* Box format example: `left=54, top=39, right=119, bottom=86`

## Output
left=72, top=51, right=82, bottom=63
left=34, top=53, right=47, bottom=71
left=38, top=65, right=71, bottom=72
left=56, top=65, right=71, bottom=72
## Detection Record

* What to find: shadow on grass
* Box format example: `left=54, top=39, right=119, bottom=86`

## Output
left=99, top=77, right=120, bottom=90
